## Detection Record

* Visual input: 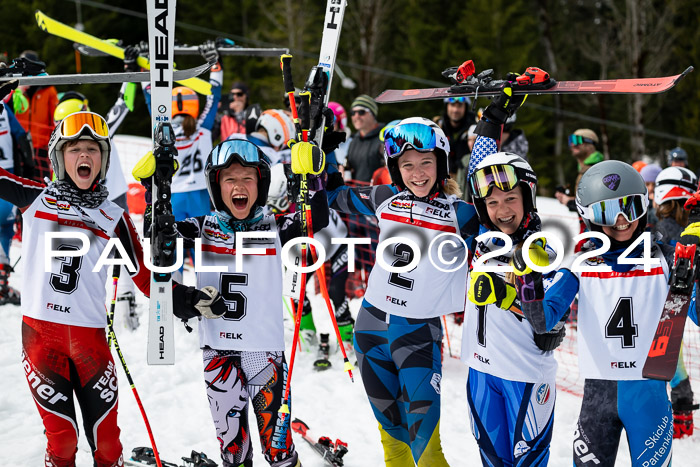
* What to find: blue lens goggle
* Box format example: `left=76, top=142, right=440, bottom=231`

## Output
left=210, top=139, right=270, bottom=169
left=580, top=194, right=647, bottom=227
left=445, top=97, right=467, bottom=104
left=384, top=123, right=438, bottom=159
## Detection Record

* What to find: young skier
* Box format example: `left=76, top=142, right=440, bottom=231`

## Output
left=520, top=159, right=700, bottom=466
left=652, top=166, right=700, bottom=437
left=326, top=117, right=481, bottom=466
left=0, top=111, right=225, bottom=467
left=133, top=137, right=329, bottom=467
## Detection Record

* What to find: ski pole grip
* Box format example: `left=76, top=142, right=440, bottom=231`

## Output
left=280, top=54, right=295, bottom=94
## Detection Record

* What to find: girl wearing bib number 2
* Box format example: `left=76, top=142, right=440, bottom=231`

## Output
left=326, top=117, right=481, bottom=466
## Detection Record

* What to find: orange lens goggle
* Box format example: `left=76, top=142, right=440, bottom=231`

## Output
left=59, top=111, right=109, bottom=139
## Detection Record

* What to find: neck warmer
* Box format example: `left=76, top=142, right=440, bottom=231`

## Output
left=46, top=180, right=109, bottom=209
left=216, top=207, right=264, bottom=234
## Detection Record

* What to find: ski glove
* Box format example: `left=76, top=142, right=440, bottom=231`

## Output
left=194, top=286, right=227, bottom=319
left=123, top=45, right=140, bottom=72
left=289, top=140, right=325, bottom=175
left=482, top=82, right=527, bottom=126
left=468, top=271, right=517, bottom=310
left=198, top=40, right=219, bottom=64
left=132, top=150, right=179, bottom=184
left=511, top=239, right=549, bottom=276
left=680, top=221, right=700, bottom=243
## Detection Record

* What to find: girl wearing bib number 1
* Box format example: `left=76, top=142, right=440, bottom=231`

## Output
left=464, top=151, right=567, bottom=466
left=326, top=117, right=481, bottom=466
left=522, top=160, right=699, bottom=466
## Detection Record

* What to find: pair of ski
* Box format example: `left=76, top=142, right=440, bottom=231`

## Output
left=291, top=419, right=348, bottom=467
left=125, top=447, right=216, bottom=467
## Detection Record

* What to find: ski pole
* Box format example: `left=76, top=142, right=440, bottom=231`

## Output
left=442, top=315, right=453, bottom=358
left=282, top=296, right=306, bottom=351
left=107, top=265, right=164, bottom=467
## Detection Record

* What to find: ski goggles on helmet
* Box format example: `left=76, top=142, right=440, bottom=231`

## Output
left=209, top=139, right=270, bottom=170
left=579, top=194, right=647, bottom=226
left=568, top=134, right=596, bottom=146
left=384, top=123, right=440, bottom=159
left=469, top=164, right=520, bottom=199
left=57, top=111, right=109, bottom=140
left=444, top=97, right=467, bottom=104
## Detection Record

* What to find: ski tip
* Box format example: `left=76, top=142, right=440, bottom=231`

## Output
left=681, top=66, right=695, bottom=77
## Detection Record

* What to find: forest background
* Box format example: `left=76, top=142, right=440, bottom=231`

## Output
left=2, top=0, right=699, bottom=194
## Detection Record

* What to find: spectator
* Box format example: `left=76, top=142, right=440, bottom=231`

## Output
left=555, top=128, right=604, bottom=211
left=667, top=147, right=689, bottom=168
left=344, top=94, right=384, bottom=182
left=641, top=163, right=663, bottom=229
left=435, top=96, right=475, bottom=178
left=213, top=81, right=250, bottom=141
left=500, top=111, right=529, bottom=160
left=15, top=50, right=59, bottom=183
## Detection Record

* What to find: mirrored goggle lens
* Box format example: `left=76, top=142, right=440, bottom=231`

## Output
left=60, top=112, right=109, bottom=138
left=469, top=164, right=519, bottom=199
left=587, top=194, right=646, bottom=226
left=568, top=134, right=594, bottom=146
left=384, top=123, right=437, bottom=158
left=211, top=139, right=265, bottom=168
left=445, top=97, right=467, bottom=104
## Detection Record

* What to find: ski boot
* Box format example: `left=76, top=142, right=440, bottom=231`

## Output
left=335, top=302, right=356, bottom=364
left=298, top=297, right=318, bottom=350
left=0, top=263, right=20, bottom=305
left=314, top=333, right=332, bottom=371
left=117, top=291, right=140, bottom=331
left=672, top=378, right=699, bottom=438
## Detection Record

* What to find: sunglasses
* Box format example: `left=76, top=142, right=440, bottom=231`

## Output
left=230, top=91, right=246, bottom=98
left=350, top=109, right=368, bottom=116
left=568, top=134, right=595, bottom=146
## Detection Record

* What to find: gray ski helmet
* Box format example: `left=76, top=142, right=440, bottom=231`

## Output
left=666, top=147, right=688, bottom=166
left=205, top=138, right=271, bottom=214
left=383, top=117, right=450, bottom=192
left=469, top=152, right=537, bottom=229
left=575, top=160, right=647, bottom=231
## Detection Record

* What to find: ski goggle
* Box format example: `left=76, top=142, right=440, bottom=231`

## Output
left=579, top=194, right=647, bottom=226
left=568, top=134, right=596, bottom=146
left=444, top=96, right=467, bottom=104
left=384, top=123, right=440, bottom=159
left=469, top=164, right=520, bottom=199
left=209, top=139, right=270, bottom=170
left=57, top=111, right=109, bottom=140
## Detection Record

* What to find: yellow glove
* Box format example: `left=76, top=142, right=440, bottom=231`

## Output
left=289, top=140, right=325, bottom=175
left=680, top=222, right=700, bottom=240
left=511, top=239, right=549, bottom=276
left=468, top=271, right=517, bottom=310
left=132, top=151, right=179, bottom=181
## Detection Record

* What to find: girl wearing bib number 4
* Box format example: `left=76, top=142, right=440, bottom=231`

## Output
left=326, top=117, right=482, bottom=466
left=522, top=160, right=699, bottom=466
left=464, top=151, right=567, bottom=466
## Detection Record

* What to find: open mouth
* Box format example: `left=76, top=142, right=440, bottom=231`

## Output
left=77, top=163, right=92, bottom=179
left=498, top=215, right=516, bottom=225
left=613, top=223, right=631, bottom=231
left=411, top=179, right=429, bottom=187
left=232, top=194, right=248, bottom=210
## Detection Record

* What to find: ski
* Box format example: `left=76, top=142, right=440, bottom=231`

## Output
left=35, top=9, right=212, bottom=95
left=145, top=0, right=177, bottom=366
left=313, top=333, right=332, bottom=371
left=0, top=63, right=211, bottom=86
left=74, top=41, right=289, bottom=58
left=291, top=419, right=348, bottom=467
left=643, top=196, right=700, bottom=380
left=376, top=66, right=694, bottom=104
left=125, top=447, right=217, bottom=467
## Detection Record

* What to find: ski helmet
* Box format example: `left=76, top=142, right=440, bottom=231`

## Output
left=328, top=101, right=347, bottom=130
left=654, top=166, right=697, bottom=205
left=172, top=87, right=199, bottom=119
left=267, top=163, right=291, bottom=213
left=256, top=109, right=295, bottom=149
left=54, top=91, right=89, bottom=122
left=205, top=139, right=271, bottom=214
left=469, top=152, right=537, bottom=229
left=576, top=160, right=648, bottom=233
left=383, top=117, right=450, bottom=192
left=379, top=120, right=401, bottom=143
left=666, top=147, right=688, bottom=167
left=48, top=111, right=110, bottom=182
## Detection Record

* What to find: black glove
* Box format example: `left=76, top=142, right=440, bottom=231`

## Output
left=123, top=45, right=140, bottom=72
left=198, top=40, right=219, bottom=64
left=319, top=106, right=347, bottom=154
left=193, top=286, right=227, bottom=319
left=533, top=310, right=568, bottom=351
left=475, top=83, right=526, bottom=140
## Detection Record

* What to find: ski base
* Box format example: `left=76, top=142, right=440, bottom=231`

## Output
left=147, top=276, right=175, bottom=365
left=376, top=66, right=694, bottom=103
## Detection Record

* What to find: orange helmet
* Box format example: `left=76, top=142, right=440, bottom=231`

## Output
left=172, top=87, right=199, bottom=119
left=632, top=160, right=647, bottom=173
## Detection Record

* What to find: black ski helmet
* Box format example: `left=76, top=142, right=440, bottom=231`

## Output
left=469, top=152, right=537, bottom=230
left=205, top=139, right=271, bottom=215
left=383, top=117, right=450, bottom=192
left=576, top=160, right=648, bottom=239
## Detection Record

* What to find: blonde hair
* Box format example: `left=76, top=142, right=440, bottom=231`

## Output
left=656, top=200, right=689, bottom=226
left=443, top=178, right=462, bottom=197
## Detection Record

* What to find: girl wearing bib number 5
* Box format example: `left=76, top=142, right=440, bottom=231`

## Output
left=326, top=117, right=481, bottom=466
left=522, top=160, right=699, bottom=466
left=465, top=152, right=567, bottom=466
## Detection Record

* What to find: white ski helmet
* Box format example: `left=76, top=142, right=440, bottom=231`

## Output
left=469, top=152, right=537, bottom=229
left=48, top=111, right=111, bottom=182
left=654, top=166, right=697, bottom=204
left=267, top=163, right=290, bottom=213
left=256, top=109, right=295, bottom=149
left=383, top=117, right=450, bottom=192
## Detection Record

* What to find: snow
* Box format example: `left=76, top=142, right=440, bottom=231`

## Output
left=2, top=239, right=700, bottom=465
